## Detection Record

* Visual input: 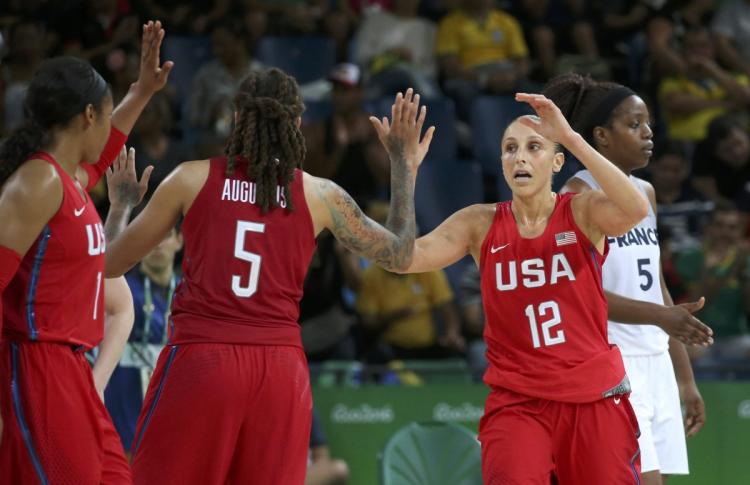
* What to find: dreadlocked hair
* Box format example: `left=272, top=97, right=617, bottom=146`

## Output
left=224, top=68, right=306, bottom=212
left=542, top=73, right=625, bottom=146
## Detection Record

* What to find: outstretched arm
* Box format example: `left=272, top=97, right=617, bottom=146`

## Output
left=103, top=147, right=152, bottom=243
left=306, top=89, right=434, bottom=272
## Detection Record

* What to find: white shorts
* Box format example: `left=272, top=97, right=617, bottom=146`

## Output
left=623, top=351, right=689, bottom=475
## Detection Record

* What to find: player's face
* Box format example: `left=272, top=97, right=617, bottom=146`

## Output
left=501, top=119, right=563, bottom=196
left=83, top=94, right=114, bottom=164
left=597, top=95, right=653, bottom=171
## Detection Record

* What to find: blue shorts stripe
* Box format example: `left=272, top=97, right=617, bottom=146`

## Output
left=10, top=343, right=49, bottom=485
left=630, top=448, right=641, bottom=485
left=26, top=226, right=51, bottom=340
left=132, top=345, right=179, bottom=454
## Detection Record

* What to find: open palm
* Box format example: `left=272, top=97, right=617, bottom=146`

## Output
left=515, top=93, right=574, bottom=143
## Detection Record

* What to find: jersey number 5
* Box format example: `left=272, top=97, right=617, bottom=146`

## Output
left=525, top=301, right=566, bottom=349
left=232, top=220, right=266, bottom=298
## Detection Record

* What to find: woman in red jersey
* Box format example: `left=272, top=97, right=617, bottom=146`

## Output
left=393, top=93, right=650, bottom=484
left=0, top=21, right=172, bottom=484
left=103, top=72, right=432, bottom=484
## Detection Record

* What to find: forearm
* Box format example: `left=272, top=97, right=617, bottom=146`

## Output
left=564, top=132, right=649, bottom=221
left=104, top=203, right=135, bottom=243
left=606, top=290, right=667, bottom=325
left=93, top=314, right=132, bottom=392
left=669, top=336, right=696, bottom=385
left=383, top=157, right=417, bottom=271
left=111, top=82, right=156, bottom=135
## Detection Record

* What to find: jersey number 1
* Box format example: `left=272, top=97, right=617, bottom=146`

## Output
left=232, top=220, right=266, bottom=298
left=525, top=301, right=566, bottom=349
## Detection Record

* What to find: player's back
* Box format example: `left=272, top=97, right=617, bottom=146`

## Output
left=480, top=193, right=627, bottom=404
left=170, top=156, right=316, bottom=347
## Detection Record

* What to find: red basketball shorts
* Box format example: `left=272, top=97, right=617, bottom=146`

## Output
left=131, top=343, right=312, bottom=485
left=479, top=386, right=641, bottom=485
left=0, top=340, right=131, bottom=485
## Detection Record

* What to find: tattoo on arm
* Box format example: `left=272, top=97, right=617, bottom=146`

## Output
left=104, top=204, right=133, bottom=243
left=318, top=153, right=416, bottom=271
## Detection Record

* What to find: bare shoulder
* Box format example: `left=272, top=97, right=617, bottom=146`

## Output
left=167, top=159, right=211, bottom=186
left=153, top=159, right=211, bottom=216
left=453, top=203, right=496, bottom=246
left=0, top=158, right=63, bottom=214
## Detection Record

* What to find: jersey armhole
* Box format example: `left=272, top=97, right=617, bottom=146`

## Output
left=477, top=202, right=504, bottom=272
left=562, top=192, right=608, bottom=261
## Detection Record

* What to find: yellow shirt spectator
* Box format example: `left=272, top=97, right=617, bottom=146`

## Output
left=356, top=267, right=454, bottom=349
left=659, top=74, right=749, bottom=141
left=436, top=9, right=528, bottom=69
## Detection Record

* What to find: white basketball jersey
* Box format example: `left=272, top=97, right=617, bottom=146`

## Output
left=573, top=170, right=669, bottom=355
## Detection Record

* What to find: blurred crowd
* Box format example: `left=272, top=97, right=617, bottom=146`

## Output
left=1, top=0, right=749, bottom=380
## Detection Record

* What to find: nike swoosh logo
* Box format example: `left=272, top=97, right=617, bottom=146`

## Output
left=613, top=397, right=621, bottom=405
left=490, top=243, right=510, bottom=254
left=74, top=206, right=86, bottom=217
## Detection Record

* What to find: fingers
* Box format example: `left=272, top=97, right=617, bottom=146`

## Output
left=139, top=165, right=154, bottom=191
left=686, top=411, right=706, bottom=437
left=153, top=20, right=164, bottom=65
left=126, top=147, right=136, bottom=173
left=416, top=105, right=427, bottom=133
left=680, top=297, right=706, bottom=314
left=401, top=88, right=415, bottom=125
left=368, top=116, right=386, bottom=141
left=516, top=115, right=541, bottom=131
left=420, top=125, right=436, bottom=150
left=391, top=92, right=403, bottom=127
left=116, top=147, right=127, bottom=172
left=160, top=60, right=174, bottom=83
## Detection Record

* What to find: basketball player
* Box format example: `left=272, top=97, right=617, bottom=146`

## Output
left=546, top=73, right=710, bottom=484
left=0, top=21, right=172, bottom=484
left=103, top=74, right=433, bottom=484
left=393, top=93, right=650, bottom=483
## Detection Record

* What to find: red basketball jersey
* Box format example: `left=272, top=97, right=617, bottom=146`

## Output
left=170, top=157, right=316, bottom=347
left=3, top=153, right=107, bottom=348
left=480, top=193, right=626, bottom=403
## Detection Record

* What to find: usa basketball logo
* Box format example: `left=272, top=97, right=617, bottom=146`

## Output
left=555, top=231, right=577, bottom=247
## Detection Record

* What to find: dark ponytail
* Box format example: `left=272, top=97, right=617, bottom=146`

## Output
left=225, top=68, right=306, bottom=212
left=542, top=73, right=631, bottom=145
left=0, top=56, right=110, bottom=186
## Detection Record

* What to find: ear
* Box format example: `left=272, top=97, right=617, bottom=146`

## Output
left=593, top=126, right=608, bottom=148
left=83, top=104, right=96, bottom=128
left=552, top=151, right=565, bottom=173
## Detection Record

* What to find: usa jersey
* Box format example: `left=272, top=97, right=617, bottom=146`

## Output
left=480, top=193, right=626, bottom=403
left=3, top=152, right=106, bottom=348
left=170, top=157, right=316, bottom=346
left=574, top=170, right=668, bottom=356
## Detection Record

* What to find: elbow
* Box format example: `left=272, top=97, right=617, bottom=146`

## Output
left=632, top=196, right=650, bottom=222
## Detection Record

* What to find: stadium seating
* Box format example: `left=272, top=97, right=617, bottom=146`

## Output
left=161, top=36, right=214, bottom=100
left=380, top=421, right=482, bottom=485
left=256, top=37, right=336, bottom=84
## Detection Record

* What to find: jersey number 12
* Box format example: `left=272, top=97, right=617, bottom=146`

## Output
left=232, top=220, right=265, bottom=298
left=525, top=301, right=566, bottom=349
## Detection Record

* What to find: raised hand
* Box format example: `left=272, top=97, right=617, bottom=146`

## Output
left=369, top=88, right=435, bottom=173
left=135, top=20, right=174, bottom=96
left=515, top=93, right=575, bottom=144
left=106, top=147, right=152, bottom=209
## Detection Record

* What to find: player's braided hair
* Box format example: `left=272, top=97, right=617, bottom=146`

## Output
left=224, top=68, right=306, bottom=212
left=542, top=73, right=631, bottom=146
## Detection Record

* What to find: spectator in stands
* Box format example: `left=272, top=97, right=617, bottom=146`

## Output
left=357, top=206, right=465, bottom=362
left=306, top=409, right=349, bottom=485
left=649, top=142, right=713, bottom=251
left=354, top=0, right=439, bottom=98
left=1, top=18, right=46, bottom=135
left=692, top=115, right=750, bottom=211
left=302, top=64, right=376, bottom=206
left=139, top=0, right=232, bottom=34
left=105, top=228, right=183, bottom=455
left=129, top=93, right=190, bottom=195
left=511, top=0, right=603, bottom=81
left=676, top=203, right=750, bottom=360
left=647, top=0, right=716, bottom=78
left=187, top=18, right=264, bottom=139
left=300, top=233, right=361, bottom=362
left=712, top=0, right=750, bottom=79
left=436, top=0, right=530, bottom=120
left=658, top=26, right=750, bottom=142
left=58, top=0, right=140, bottom=78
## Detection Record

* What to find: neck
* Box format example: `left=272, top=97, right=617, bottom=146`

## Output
left=141, top=263, right=174, bottom=287
left=511, top=190, right=557, bottom=226
left=44, top=130, right=87, bottom=177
